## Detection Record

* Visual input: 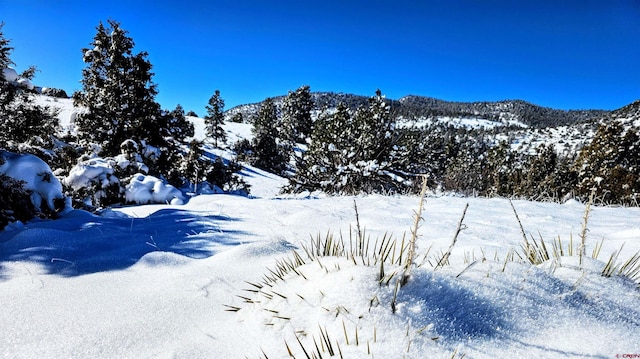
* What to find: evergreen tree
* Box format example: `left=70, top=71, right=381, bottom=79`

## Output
left=183, top=139, right=206, bottom=190
left=486, top=141, right=521, bottom=196
left=165, top=104, right=195, bottom=143
left=288, top=103, right=352, bottom=192
left=0, top=23, right=58, bottom=149
left=230, top=112, right=244, bottom=123
left=73, top=20, right=164, bottom=157
left=443, top=137, right=490, bottom=195
left=574, top=121, right=640, bottom=204
left=288, top=91, right=403, bottom=194
left=251, top=98, right=287, bottom=174
left=204, top=90, right=227, bottom=147
left=281, top=85, right=314, bottom=144
left=353, top=89, right=395, bottom=164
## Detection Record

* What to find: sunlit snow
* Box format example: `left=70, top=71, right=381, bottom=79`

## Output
left=0, top=94, right=638, bottom=358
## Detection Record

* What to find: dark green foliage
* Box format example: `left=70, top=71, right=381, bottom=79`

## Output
left=231, top=138, right=253, bottom=163
left=517, top=144, right=577, bottom=201
left=73, top=20, right=165, bottom=157
left=443, top=137, right=490, bottom=195
left=0, top=173, right=36, bottom=230
left=165, top=104, right=195, bottom=142
left=251, top=98, right=288, bottom=175
left=178, top=139, right=207, bottom=189
left=230, top=112, right=244, bottom=123
left=574, top=121, right=640, bottom=204
left=289, top=90, right=404, bottom=194
left=205, top=158, right=250, bottom=194
left=281, top=85, right=314, bottom=144
left=204, top=90, right=227, bottom=147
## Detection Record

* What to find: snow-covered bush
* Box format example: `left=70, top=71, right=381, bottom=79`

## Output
left=64, top=157, right=122, bottom=208
left=0, top=151, right=69, bottom=229
left=125, top=173, right=184, bottom=205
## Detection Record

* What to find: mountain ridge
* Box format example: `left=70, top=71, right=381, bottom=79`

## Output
left=225, top=92, right=615, bottom=128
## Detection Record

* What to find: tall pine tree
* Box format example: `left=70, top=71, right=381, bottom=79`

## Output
left=280, top=85, right=314, bottom=144
left=73, top=20, right=164, bottom=158
left=251, top=98, right=287, bottom=175
left=204, top=90, right=227, bottom=148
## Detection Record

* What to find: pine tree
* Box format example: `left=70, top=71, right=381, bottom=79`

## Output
left=281, top=85, right=313, bottom=144
left=251, top=98, right=287, bottom=174
left=353, top=89, right=395, bottom=164
left=165, top=104, right=195, bottom=143
left=288, top=103, right=352, bottom=192
left=288, top=90, right=406, bottom=194
left=574, top=121, right=640, bottom=204
left=0, top=23, right=58, bottom=149
left=73, top=20, right=164, bottom=157
left=204, top=90, right=227, bottom=148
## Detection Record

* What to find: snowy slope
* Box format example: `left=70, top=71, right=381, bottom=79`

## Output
left=1, top=178, right=640, bottom=358
left=2, top=94, right=639, bottom=358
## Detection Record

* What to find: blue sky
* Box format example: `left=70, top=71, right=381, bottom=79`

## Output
left=1, top=0, right=639, bottom=113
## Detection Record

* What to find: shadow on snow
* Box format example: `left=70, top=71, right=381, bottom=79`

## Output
left=0, top=208, right=250, bottom=277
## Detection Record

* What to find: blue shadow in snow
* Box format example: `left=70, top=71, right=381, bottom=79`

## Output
left=398, top=272, right=509, bottom=341
left=0, top=208, right=249, bottom=277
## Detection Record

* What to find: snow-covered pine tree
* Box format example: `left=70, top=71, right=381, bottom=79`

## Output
left=73, top=20, right=165, bottom=159
left=287, top=90, right=404, bottom=194
left=353, top=89, right=395, bottom=165
left=0, top=23, right=58, bottom=149
left=251, top=98, right=287, bottom=175
left=286, top=103, right=352, bottom=193
left=279, top=85, right=314, bottom=174
left=280, top=85, right=313, bottom=144
left=165, top=104, right=195, bottom=143
left=443, top=137, right=490, bottom=195
left=574, top=121, right=640, bottom=204
left=204, top=90, right=227, bottom=148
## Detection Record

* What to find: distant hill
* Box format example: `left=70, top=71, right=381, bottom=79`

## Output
left=225, top=92, right=611, bottom=128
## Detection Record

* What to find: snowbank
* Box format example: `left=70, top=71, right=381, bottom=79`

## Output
left=125, top=173, right=184, bottom=205
left=0, top=151, right=68, bottom=213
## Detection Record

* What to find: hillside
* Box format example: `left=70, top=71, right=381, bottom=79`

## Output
left=225, top=92, right=610, bottom=128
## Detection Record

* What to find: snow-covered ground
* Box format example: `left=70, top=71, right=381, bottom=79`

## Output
left=398, top=115, right=527, bottom=130
left=1, top=94, right=639, bottom=358
left=1, top=158, right=640, bottom=358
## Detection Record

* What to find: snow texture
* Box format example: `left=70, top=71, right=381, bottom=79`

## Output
left=125, top=173, right=184, bottom=205
left=64, top=157, right=119, bottom=190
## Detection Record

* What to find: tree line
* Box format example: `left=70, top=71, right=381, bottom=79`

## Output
left=239, top=89, right=640, bottom=205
